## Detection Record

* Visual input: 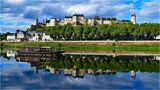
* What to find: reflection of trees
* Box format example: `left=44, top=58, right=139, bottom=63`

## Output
left=47, top=55, right=159, bottom=72
left=2, top=53, right=159, bottom=73
left=0, top=52, right=7, bottom=58
left=2, top=54, right=159, bottom=78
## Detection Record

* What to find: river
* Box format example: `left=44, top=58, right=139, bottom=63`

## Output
left=0, top=51, right=160, bottom=89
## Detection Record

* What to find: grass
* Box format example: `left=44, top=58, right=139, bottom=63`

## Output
left=61, top=45, right=160, bottom=51
left=1, top=42, right=160, bottom=51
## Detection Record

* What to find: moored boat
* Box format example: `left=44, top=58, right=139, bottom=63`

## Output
left=17, top=47, right=65, bottom=56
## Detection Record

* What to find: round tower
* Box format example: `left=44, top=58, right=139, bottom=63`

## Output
left=131, top=13, right=136, bottom=24
left=35, top=19, right=39, bottom=25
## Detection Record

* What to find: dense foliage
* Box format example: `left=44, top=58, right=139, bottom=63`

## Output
left=0, top=32, right=11, bottom=41
left=35, top=23, right=160, bottom=40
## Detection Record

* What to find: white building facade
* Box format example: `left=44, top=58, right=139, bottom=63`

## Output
left=155, top=35, right=160, bottom=40
left=64, top=16, right=73, bottom=25
left=16, top=31, right=25, bottom=42
left=42, top=33, right=53, bottom=41
left=29, top=33, right=39, bottom=41
left=46, top=18, right=59, bottom=27
left=87, top=19, right=95, bottom=26
left=103, top=20, right=112, bottom=24
left=96, top=19, right=103, bottom=25
left=7, top=34, right=16, bottom=42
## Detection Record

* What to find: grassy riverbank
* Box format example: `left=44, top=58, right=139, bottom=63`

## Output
left=61, top=45, right=160, bottom=51
left=1, top=41, right=160, bottom=51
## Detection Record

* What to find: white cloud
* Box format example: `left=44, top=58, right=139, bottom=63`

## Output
left=0, top=13, right=34, bottom=32
left=138, top=0, right=160, bottom=23
left=140, top=0, right=159, bottom=15
left=0, top=24, right=30, bottom=33
left=0, top=0, right=159, bottom=33
left=66, top=4, right=98, bottom=16
left=6, top=0, right=24, bottom=4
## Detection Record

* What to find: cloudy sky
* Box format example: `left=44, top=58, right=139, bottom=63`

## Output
left=0, top=0, right=160, bottom=33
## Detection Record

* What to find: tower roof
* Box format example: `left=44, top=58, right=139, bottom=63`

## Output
left=73, top=14, right=84, bottom=17
left=65, top=16, right=72, bottom=18
left=132, top=13, right=136, bottom=16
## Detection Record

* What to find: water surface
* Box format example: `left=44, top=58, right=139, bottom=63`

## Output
left=0, top=52, right=160, bottom=89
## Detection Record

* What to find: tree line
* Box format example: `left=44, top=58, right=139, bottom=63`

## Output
left=1, top=23, right=159, bottom=41
left=35, top=23, right=160, bottom=40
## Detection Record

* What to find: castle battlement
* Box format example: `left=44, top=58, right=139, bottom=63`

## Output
left=31, top=13, right=136, bottom=28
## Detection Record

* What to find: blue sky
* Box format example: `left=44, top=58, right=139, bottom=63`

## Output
left=0, top=0, right=160, bottom=33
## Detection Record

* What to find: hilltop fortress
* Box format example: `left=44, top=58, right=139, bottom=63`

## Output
left=29, top=13, right=136, bottom=29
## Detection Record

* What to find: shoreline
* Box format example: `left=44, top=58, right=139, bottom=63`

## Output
left=64, top=51, right=160, bottom=56
left=2, top=40, right=160, bottom=45
left=1, top=41, right=160, bottom=52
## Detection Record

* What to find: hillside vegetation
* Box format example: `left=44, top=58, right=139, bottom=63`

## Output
left=33, top=23, right=160, bottom=40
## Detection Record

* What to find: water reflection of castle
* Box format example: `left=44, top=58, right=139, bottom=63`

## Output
left=2, top=50, right=159, bottom=79
left=46, top=66, right=116, bottom=78
left=15, top=56, right=117, bottom=78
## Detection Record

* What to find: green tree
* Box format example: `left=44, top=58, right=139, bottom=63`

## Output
left=75, top=25, right=84, bottom=40
left=83, top=26, right=91, bottom=40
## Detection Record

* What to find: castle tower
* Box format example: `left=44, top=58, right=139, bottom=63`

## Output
left=131, top=13, right=136, bottom=24
left=35, top=19, right=39, bottom=25
left=72, top=14, right=78, bottom=25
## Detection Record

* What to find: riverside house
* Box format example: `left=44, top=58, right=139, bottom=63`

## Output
left=16, top=31, right=28, bottom=42
left=42, top=33, right=53, bottom=41
left=6, top=31, right=53, bottom=42
left=29, top=33, right=39, bottom=41
left=28, top=31, right=41, bottom=41
left=155, top=35, right=160, bottom=40
left=7, top=33, right=16, bottom=42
